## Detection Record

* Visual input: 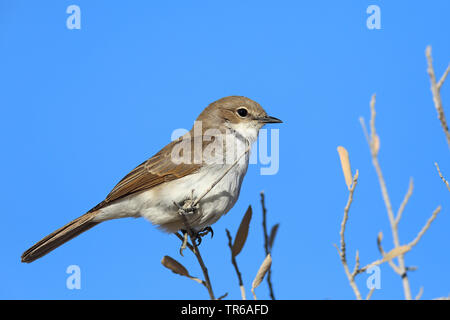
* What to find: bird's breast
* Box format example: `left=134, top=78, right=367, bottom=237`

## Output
left=138, top=152, right=250, bottom=232
left=97, top=134, right=252, bottom=233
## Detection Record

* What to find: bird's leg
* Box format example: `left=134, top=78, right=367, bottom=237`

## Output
left=174, top=194, right=198, bottom=254
left=178, top=230, right=189, bottom=256
left=174, top=190, right=209, bottom=252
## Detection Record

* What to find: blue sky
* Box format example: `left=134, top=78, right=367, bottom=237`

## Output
left=1, top=1, right=449, bottom=299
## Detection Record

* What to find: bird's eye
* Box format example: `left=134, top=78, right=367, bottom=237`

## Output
left=236, top=108, right=248, bottom=117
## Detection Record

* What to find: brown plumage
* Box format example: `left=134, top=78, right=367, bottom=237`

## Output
left=21, top=96, right=281, bottom=263
left=21, top=212, right=99, bottom=263
left=21, top=137, right=204, bottom=263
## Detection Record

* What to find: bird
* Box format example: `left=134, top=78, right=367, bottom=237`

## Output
left=21, top=96, right=282, bottom=263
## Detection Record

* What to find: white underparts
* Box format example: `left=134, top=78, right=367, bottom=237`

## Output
left=93, top=131, right=252, bottom=233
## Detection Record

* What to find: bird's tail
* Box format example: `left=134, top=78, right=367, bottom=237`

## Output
left=21, top=211, right=100, bottom=263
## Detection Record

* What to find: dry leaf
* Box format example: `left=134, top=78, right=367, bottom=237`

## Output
left=251, top=254, right=272, bottom=293
left=268, top=223, right=279, bottom=251
left=381, top=245, right=411, bottom=263
left=232, top=206, right=253, bottom=257
left=161, top=255, right=189, bottom=277
left=337, top=146, right=353, bottom=189
left=161, top=256, right=204, bottom=285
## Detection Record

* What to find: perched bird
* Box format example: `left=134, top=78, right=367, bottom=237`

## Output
left=21, top=96, right=282, bottom=263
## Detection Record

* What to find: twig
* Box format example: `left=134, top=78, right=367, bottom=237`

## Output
left=362, top=94, right=412, bottom=299
left=408, top=206, right=441, bottom=248
left=260, top=191, right=275, bottom=300
left=335, top=170, right=363, bottom=300
left=435, top=162, right=450, bottom=192
left=396, top=178, right=414, bottom=225
left=426, top=46, right=450, bottom=149
left=217, top=292, right=228, bottom=300
left=366, top=288, right=375, bottom=300
left=334, top=143, right=435, bottom=300
left=175, top=214, right=216, bottom=300
left=361, top=94, right=442, bottom=300
left=415, top=287, right=424, bottom=300
left=376, top=232, right=402, bottom=274
left=261, top=192, right=269, bottom=258
left=226, top=229, right=246, bottom=300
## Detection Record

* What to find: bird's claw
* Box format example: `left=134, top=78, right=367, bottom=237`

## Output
left=198, top=226, right=214, bottom=239
left=175, top=192, right=212, bottom=249
left=194, top=226, right=214, bottom=246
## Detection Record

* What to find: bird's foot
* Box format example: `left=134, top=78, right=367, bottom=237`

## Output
left=193, top=226, right=214, bottom=246
left=198, top=226, right=214, bottom=240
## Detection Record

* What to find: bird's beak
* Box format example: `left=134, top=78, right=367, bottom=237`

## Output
left=256, top=115, right=283, bottom=124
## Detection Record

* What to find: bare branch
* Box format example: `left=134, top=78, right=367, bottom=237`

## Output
left=352, top=250, right=361, bottom=278
left=217, top=292, right=229, bottom=300
left=415, top=287, right=424, bottom=300
left=408, top=206, right=441, bottom=249
left=438, top=65, right=450, bottom=90
left=260, top=191, right=269, bottom=256
left=359, top=117, right=370, bottom=146
left=426, top=46, right=450, bottom=149
left=260, top=192, right=276, bottom=300
left=376, top=232, right=402, bottom=275
left=361, top=95, right=414, bottom=299
left=175, top=212, right=216, bottom=300
left=226, top=229, right=246, bottom=300
left=366, top=288, right=375, bottom=300
left=336, top=170, right=363, bottom=300
left=339, top=170, right=359, bottom=259
left=369, top=94, right=380, bottom=157
left=435, top=162, right=450, bottom=192
left=361, top=94, right=443, bottom=300
left=362, top=98, right=396, bottom=228
left=395, top=178, right=414, bottom=225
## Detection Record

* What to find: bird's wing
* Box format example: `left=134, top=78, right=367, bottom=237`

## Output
left=90, top=136, right=204, bottom=211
